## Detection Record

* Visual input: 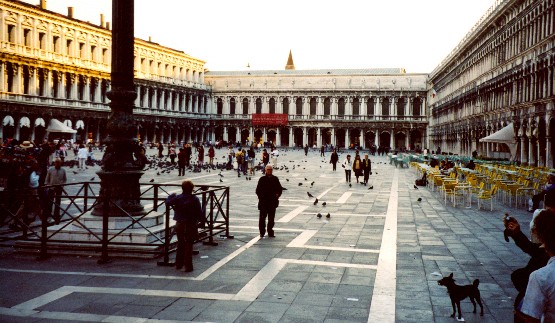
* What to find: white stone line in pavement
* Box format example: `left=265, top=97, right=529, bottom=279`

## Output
left=13, top=286, right=74, bottom=310
left=230, top=225, right=304, bottom=232
left=367, top=168, right=398, bottom=323
left=287, top=230, right=379, bottom=253
left=301, top=212, right=386, bottom=217
left=194, top=235, right=260, bottom=280
left=0, top=235, right=262, bottom=282
left=286, top=259, right=377, bottom=269
left=277, top=205, right=308, bottom=223
left=336, top=191, right=352, bottom=203
left=233, top=258, right=287, bottom=301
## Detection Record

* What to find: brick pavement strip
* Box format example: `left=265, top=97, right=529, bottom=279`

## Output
left=0, top=148, right=532, bottom=322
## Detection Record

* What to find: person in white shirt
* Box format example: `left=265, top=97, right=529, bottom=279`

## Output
left=271, top=148, right=279, bottom=167
left=77, top=144, right=88, bottom=169
left=342, top=155, right=353, bottom=183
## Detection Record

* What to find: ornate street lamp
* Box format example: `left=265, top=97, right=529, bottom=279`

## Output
left=92, top=0, right=145, bottom=217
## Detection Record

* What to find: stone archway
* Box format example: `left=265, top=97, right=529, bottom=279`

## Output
left=379, top=131, right=390, bottom=148
left=267, top=128, right=277, bottom=145
left=349, top=129, right=360, bottom=148
left=394, top=132, right=406, bottom=150
left=410, top=129, right=422, bottom=151
left=254, top=129, right=263, bottom=144
left=307, top=128, right=317, bottom=147
left=241, top=128, right=250, bottom=145
left=294, top=128, right=303, bottom=147
left=365, top=130, right=376, bottom=148
left=336, top=129, right=346, bottom=148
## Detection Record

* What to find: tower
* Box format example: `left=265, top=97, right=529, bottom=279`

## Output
left=285, top=50, right=295, bottom=70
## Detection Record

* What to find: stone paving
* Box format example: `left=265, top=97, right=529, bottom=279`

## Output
left=0, top=147, right=534, bottom=322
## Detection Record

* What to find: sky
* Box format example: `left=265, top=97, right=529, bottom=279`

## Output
left=22, top=0, right=497, bottom=73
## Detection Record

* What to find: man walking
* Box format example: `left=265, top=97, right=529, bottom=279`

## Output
left=342, top=154, right=353, bottom=183
left=256, top=165, right=282, bottom=238
left=362, top=153, right=372, bottom=185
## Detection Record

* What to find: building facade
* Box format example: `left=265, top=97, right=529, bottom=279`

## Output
left=429, top=0, right=555, bottom=166
left=0, top=0, right=213, bottom=145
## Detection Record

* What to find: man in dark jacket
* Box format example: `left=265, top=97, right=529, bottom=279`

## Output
left=165, top=180, right=203, bottom=272
left=256, top=165, right=282, bottom=238
left=362, top=153, right=372, bottom=185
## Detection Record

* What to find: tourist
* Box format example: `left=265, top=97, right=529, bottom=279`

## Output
left=330, top=149, right=339, bottom=171
left=255, top=165, right=282, bottom=238
left=177, top=148, right=186, bottom=176
left=342, top=154, right=353, bottom=183
left=529, top=173, right=555, bottom=213
left=77, top=144, right=88, bottom=169
left=44, top=158, right=67, bottom=224
left=353, top=154, right=363, bottom=183
left=362, top=153, right=372, bottom=185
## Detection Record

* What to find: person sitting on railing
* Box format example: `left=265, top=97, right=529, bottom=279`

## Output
left=165, top=180, right=203, bottom=273
left=528, top=173, right=555, bottom=213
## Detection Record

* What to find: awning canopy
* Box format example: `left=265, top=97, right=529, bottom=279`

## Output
left=480, top=123, right=517, bottom=159
left=46, top=118, right=77, bottom=133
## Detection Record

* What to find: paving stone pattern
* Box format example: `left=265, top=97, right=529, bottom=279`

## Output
left=0, top=147, right=532, bottom=322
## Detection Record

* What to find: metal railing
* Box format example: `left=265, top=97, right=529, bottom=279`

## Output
left=0, top=182, right=231, bottom=264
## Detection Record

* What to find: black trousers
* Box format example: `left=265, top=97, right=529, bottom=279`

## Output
left=345, top=170, right=351, bottom=182
left=259, top=208, right=276, bottom=237
left=363, top=170, right=370, bottom=184
left=332, top=162, right=337, bottom=171
left=175, top=221, right=194, bottom=270
left=531, top=191, right=547, bottom=210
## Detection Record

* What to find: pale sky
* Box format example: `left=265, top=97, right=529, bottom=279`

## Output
left=23, top=0, right=497, bottom=73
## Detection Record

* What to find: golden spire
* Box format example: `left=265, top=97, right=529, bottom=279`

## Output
left=285, top=50, right=295, bottom=70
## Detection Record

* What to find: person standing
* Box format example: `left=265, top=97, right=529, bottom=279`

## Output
left=185, top=144, right=192, bottom=167
left=261, top=149, right=269, bottom=173
left=177, top=148, right=186, bottom=176
left=45, top=158, right=67, bottom=224
left=248, top=146, right=256, bottom=175
left=362, top=153, right=372, bottom=185
left=353, top=154, right=363, bottom=183
left=157, top=142, right=164, bottom=158
left=304, top=144, right=309, bottom=156
left=10, top=160, right=41, bottom=229
left=518, top=209, right=555, bottom=322
left=165, top=180, right=203, bottom=272
left=77, top=144, right=88, bottom=169
left=197, top=145, right=205, bottom=167
left=342, top=154, right=352, bottom=183
left=169, top=145, right=176, bottom=164
left=208, top=145, right=215, bottom=166
left=235, top=149, right=244, bottom=176
left=320, top=145, right=325, bottom=157
left=271, top=147, right=279, bottom=168
left=256, top=165, right=282, bottom=238
left=330, top=149, right=339, bottom=171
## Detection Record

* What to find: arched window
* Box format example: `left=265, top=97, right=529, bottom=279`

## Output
left=310, top=98, right=317, bottom=115
left=256, top=98, right=262, bottom=114
left=230, top=98, right=236, bottom=114
left=413, top=97, right=421, bottom=116
left=367, top=98, right=374, bottom=116
left=269, top=98, right=276, bottom=114
left=338, top=98, right=345, bottom=116
left=352, top=98, right=360, bottom=115
left=296, top=98, right=302, bottom=115
left=324, top=98, right=331, bottom=116
left=381, top=97, right=389, bottom=116
left=242, top=98, right=249, bottom=114
left=397, top=98, right=404, bottom=118
left=282, top=98, right=289, bottom=115
left=217, top=98, right=223, bottom=115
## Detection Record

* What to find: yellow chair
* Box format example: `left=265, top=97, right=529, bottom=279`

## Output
left=477, top=185, right=498, bottom=211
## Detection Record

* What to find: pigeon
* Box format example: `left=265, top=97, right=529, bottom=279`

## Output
left=149, top=179, right=154, bottom=183
left=322, top=202, right=327, bottom=206
left=326, top=213, right=330, bottom=218
left=313, top=198, right=318, bottom=205
left=417, top=197, right=422, bottom=202
left=311, top=181, right=315, bottom=186
left=90, top=177, right=95, bottom=181
left=304, top=178, right=308, bottom=181
left=349, top=183, right=352, bottom=188
left=298, top=183, right=303, bottom=186
left=73, top=171, right=78, bottom=174
left=414, top=185, right=418, bottom=189
left=220, top=179, right=223, bottom=182
left=157, top=172, right=160, bottom=176
left=317, top=213, right=322, bottom=218
left=286, top=179, right=289, bottom=182
left=246, top=177, right=248, bottom=181
left=281, top=187, right=288, bottom=190
left=307, top=192, right=314, bottom=198
left=368, top=186, right=374, bottom=190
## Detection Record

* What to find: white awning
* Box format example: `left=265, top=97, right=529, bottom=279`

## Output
left=480, top=123, right=517, bottom=159
left=75, top=120, right=85, bottom=130
left=2, top=115, right=14, bottom=126
left=35, top=118, right=46, bottom=127
left=64, top=119, right=72, bottom=128
left=46, top=118, right=77, bottom=133
left=19, top=116, right=30, bottom=128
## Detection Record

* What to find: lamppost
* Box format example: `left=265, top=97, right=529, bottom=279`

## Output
left=92, top=0, right=145, bottom=217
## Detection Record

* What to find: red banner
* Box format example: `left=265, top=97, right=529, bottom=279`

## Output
left=251, top=114, right=288, bottom=126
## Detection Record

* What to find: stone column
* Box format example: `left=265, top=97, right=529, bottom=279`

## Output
left=289, top=127, right=294, bottom=148
left=94, top=78, right=102, bottom=103
left=303, top=127, right=308, bottom=146
left=70, top=73, right=78, bottom=100
left=546, top=136, right=552, bottom=168
left=331, top=128, right=336, bottom=147
left=360, top=129, right=365, bottom=148
left=0, top=61, right=4, bottom=92
left=13, top=63, right=21, bottom=94
left=375, top=131, right=379, bottom=147
left=390, top=129, right=395, bottom=149
left=276, top=128, right=281, bottom=146
left=317, top=97, right=324, bottom=116
left=223, top=127, right=229, bottom=142
left=249, top=126, right=254, bottom=145
left=316, top=128, right=322, bottom=147
left=82, top=76, right=90, bottom=101
left=345, top=128, right=349, bottom=148
left=405, top=97, right=410, bottom=117
left=29, top=66, right=37, bottom=96
left=133, top=84, right=139, bottom=107
left=529, top=137, right=536, bottom=166
left=375, top=97, right=381, bottom=119
left=360, top=96, right=367, bottom=116
left=346, top=97, right=353, bottom=117
left=263, top=127, right=267, bottom=143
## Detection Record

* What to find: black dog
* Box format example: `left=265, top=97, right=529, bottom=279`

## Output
left=437, top=273, right=484, bottom=320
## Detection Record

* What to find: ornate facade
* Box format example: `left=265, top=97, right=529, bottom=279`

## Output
left=0, top=0, right=213, bottom=145
left=429, top=0, right=555, bottom=166
left=206, top=70, right=428, bottom=148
